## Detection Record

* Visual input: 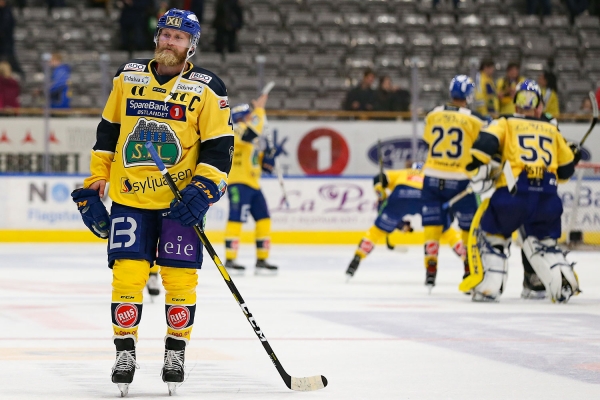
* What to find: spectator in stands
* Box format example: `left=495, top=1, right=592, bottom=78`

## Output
left=213, top=0, right=243, bottom=54
left=343, top=69, right=377, bottom=111
left=579, top=97, right=593, bottom=115
left=0, top=61, right=19, bottom=109
left=474, top=59, right=498, bottom=117
left=374, top=76, right=401, bottom=112
left=538, top=70, right=560, bottom=117
left=565, top=0, right=589, bottom=21
left=496, top=62, right=524, bottom=114
left=48, top=52, right=71, bottom=109
left=119, top=0, right=152, bottom=54
left=527, top=0, right=552, bottom=15
left=0, top=0, right=22, bottom=76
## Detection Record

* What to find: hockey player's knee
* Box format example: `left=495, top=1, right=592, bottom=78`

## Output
left=161, top=267, right=198, bottom=294
left=473, top=234, right=509, bottom=302
left=112, top=259, right=151, bottom=299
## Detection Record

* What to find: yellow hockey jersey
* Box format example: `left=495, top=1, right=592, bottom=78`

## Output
left=228, top=107, right=266, bottom=189
left=496, top=76, right=525, bottom=114
left=471, top=114, right=575, bottom=190
left=84, top=59, right=235, bottom=209
left=422, top=105, right=487, bottom=180
left=541, top=88, right=560, bottom=117
left=474, top=72, right=498, bottom=116
left=384, top=168, right=424, bottom=191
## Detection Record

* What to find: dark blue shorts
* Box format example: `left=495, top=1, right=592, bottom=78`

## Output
left=421, top=176, right=477, bottom=231
left=480, top=187, right=563, bottom=239
left=375, top=185, right=422, bottom=233
left=107, top=203, right=203, bottom=269
left=228, top=184, right=270, bottom=223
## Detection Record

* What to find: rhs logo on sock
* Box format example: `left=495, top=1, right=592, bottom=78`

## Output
left=167, top=306, right=190, bottom=329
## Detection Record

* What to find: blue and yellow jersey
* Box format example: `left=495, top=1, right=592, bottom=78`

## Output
left=474, top=72, right=498, bottom=116
left=228, top=107, right=266, bottom=189
left=471, top=114, right=575, bottom=189
left=384, top=168, right=424, bottom=191
left=422, top=105, right=487, bottom=180
left=496, top=75, right=525, bottom=114
left=541, top=88, right=560, bottom=117
left=84, top=59, right=235, bottom=209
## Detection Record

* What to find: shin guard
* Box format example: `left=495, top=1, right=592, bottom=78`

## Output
left=161, top=266, right=198, bottom=341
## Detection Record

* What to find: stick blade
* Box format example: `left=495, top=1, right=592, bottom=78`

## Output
left=290, top=375, right=328, bottom=391
left=589, top=91, right=598, bottom=118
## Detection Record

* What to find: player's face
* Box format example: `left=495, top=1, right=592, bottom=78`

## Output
left=155, top=28, right=191, bottom=67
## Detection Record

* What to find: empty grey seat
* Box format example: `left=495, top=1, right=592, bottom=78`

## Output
left=252, top=11, right=282, bottom=28
left=373, top=14, right=399, bottom=32
left=237, top=30, right=264, bottom=53
left=559, top=79, right=593, bottom=94
left=433, top=56, right=461, bottom=72
left=554, top=57, right=581, bottom=73
left=487, top=15, right=512, bottom=32
left=402, top=14, right=427, bottom=31
left=321, top=31, right=350, bottom=56
left=22, top=8, right=49, bottom=21
left=523, top=36, right=553, bottom=57
left=459, top=14, right=483, bottom=29
left=314, top=97, right=344, bottom=110
left=543, top=15, right=571, bottom=34
left=366, top=0, right=391, bottom=16
left=431, top=14, right=456, bottom=32
left=574, top=15, right=600, bottom=30
left=380, top=32, right=407, bottom=52
left=315, top=13, right=345, bottom=28
left=282, top=97, right=313, bottom=110
left=264, top=31, right=293, bottom=53
left=51, top=7, right=78, bottom=22
left=293, top=77, right=322, bottom=93
left=515, top=15, right=542, bottom=36
left=287, top=12, right=314, bottom=29
left=293, top=31, right=321, bottom=54
left=344, top=14, right=370, bottom=28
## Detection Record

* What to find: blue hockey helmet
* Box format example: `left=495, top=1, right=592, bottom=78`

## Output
left=231, top=104, right=252, bottom=123
left=449, top=75, right=475, bottom=103
left=154, top=8, right=201, bottom=57
left=411, top=161, right=424, bottom=171
left=513, top=79, right=542, bottom=110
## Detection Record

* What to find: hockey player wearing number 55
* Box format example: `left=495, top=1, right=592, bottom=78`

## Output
left=224, top=94, right=282, bottom=275
left=464, top=80, right=581, bottom=303
left=70, top=9, right=234, bottom=396
left=420, top=75, right=488, bottom=290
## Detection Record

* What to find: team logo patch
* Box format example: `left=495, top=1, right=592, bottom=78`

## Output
left=188, top=72, right=212, bottom=84
left=219, top=98, right=229, bottom=109
left=115, top=303, right=138, bottom=328
left=166, top=16, right=182, bottom=27
left=167, top=305, right=190, bottom=329
left=123, top=117, right=182, bottom=167
left=175, top=82, right=203, bottom=95
left=124, top=63, right=145, bottom=72
left=126, top=99, right=186, bottom=121
left=123, top=73, right=150, bottom=85
left=120, top=177, right=134, bottom=193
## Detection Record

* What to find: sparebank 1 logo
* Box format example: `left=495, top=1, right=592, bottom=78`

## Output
left=123, top=118, right=182, bottom=167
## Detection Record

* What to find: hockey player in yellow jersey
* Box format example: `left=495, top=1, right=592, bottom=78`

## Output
left=346, top=163, right=468, bottom=279
left=420, top=75, right=488, bottom=290
left=474, top=59, right=498, bottom=117
left=71, top=9, right=234, bottom=396
left=225, top=94, right=282, bottom=275
left=496, top=62, right=525, bottom=114
left=465, top=79, right=581, bottom=303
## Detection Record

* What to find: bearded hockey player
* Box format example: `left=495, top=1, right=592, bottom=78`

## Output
left=346, top=163, right=468, bottom=283
left=420, top=75, right=488, bottom=290
left=71, top=9, right=234, bottom=396
left=465, top=80, right=581, bottom=303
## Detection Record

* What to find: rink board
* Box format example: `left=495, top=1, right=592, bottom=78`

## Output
left=0, top=175, right=598, bottom=244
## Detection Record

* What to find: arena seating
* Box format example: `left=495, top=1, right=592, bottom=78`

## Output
left=12, top=0, right=600, bottom=112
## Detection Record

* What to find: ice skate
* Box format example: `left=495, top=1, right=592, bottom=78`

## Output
left=146, top=272, right=160, bottom=297
left=521, top=270, right=546, bottom=300
left=225, top=259, right=246, bottom=275
left=345, top=255, right=361, bottom=281
left=425, top=261, right=437, bottom=294
left=162, top=337, right=186, bottom=396
left=255, top=259, right=278, bottom=276
left=111, top=337, right=138, bottom=397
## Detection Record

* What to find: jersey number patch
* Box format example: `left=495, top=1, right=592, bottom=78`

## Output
left=430, top=126, right=463, bottom=159
left=518, top=134, right=553, bottom=166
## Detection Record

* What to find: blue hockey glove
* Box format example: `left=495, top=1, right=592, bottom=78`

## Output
left=169, top=176, right=218, bottom=227
left=262, top=140, right=285, bottom=174
left=71, top=188, right=110, bottom=239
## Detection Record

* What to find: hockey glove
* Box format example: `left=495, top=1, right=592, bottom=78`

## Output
left=261, top=141, right=284, bottom=174
left=568, top=142, right=582, bottom=166
left=169, top=176, right=218, bottom=227
left=71, top=188, right=110, bottom=239
left=468, top=163, right=495, bottom=194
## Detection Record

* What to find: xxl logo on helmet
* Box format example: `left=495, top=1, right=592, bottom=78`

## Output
left=167, top=306, right=190, bottom=329
left=123, top=118, right=182, bottom=167
left=367, top=138, right=429, bottom=169
left=126, top=99, right=186, bottom=121
left=166, top=16, right=182, bottom=27
left=115, top=303, right=138, bottom=328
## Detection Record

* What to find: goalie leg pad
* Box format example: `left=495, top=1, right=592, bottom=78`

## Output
left=472, top=233, right=510, bottom=302
left=522, top=237, right=579, bottom=303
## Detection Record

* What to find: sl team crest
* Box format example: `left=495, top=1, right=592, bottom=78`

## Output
left=123, top=118, right=182, bottom=168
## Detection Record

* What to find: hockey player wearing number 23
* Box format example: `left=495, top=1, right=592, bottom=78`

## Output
left=420, top=75, right=488, bottom=290
left=464, top=79, right=581, bottom=303
left=224, top=94, right=281, bottom=275
left=71, top=9, right=235, bottom=396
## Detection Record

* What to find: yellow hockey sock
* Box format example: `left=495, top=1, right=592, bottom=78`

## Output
left=160, top=266, right=198, bottom=343
left=441, top=227, right=466, bottom=260
left=149, top=263, right=160, bottom=274
left=111, top=259, right=150, bottom=340
left=225, top=221, right=243, bottom=261
left=424, top=225, right=443, bottom=269
left=255, top=218, right=271, bottom=260
left=355, top=225, right=386, bottom=259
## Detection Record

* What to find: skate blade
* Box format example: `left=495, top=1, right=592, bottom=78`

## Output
left=167, top=382, right=178, bottom=396
left=117, top=383, right=129, bottom=397
left=426, top=284, right=434, bottom=295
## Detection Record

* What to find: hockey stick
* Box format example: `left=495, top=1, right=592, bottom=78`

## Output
left=442, top=161, right=502, bottom=210
left=145, top=142, right=327, bottom=392
left=579, top=91, right=598, bottom=147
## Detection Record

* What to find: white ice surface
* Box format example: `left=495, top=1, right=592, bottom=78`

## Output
left=0, top=243, right=599, bottom=400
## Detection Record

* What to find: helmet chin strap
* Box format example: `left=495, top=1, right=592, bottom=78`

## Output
left=163, top=45, right=195, bottom=104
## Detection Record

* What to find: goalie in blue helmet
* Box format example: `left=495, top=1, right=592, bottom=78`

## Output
left=419, top=74, right=489, bottom=292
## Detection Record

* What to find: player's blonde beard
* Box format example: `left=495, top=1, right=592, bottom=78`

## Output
left=154, top=44, right=188, bottom=67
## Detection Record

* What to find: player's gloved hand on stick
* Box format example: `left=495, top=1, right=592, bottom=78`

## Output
left=374, top=182, right=387, bottom=202
left=169, top=176, right=218, bottom=227
left=262, top=141, right=285, bottom=174
left=71, top=188, right=110, bottom=239
left=568, top=141, right=582, bottom=166
left=467, top=162, right=495, bottom=194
